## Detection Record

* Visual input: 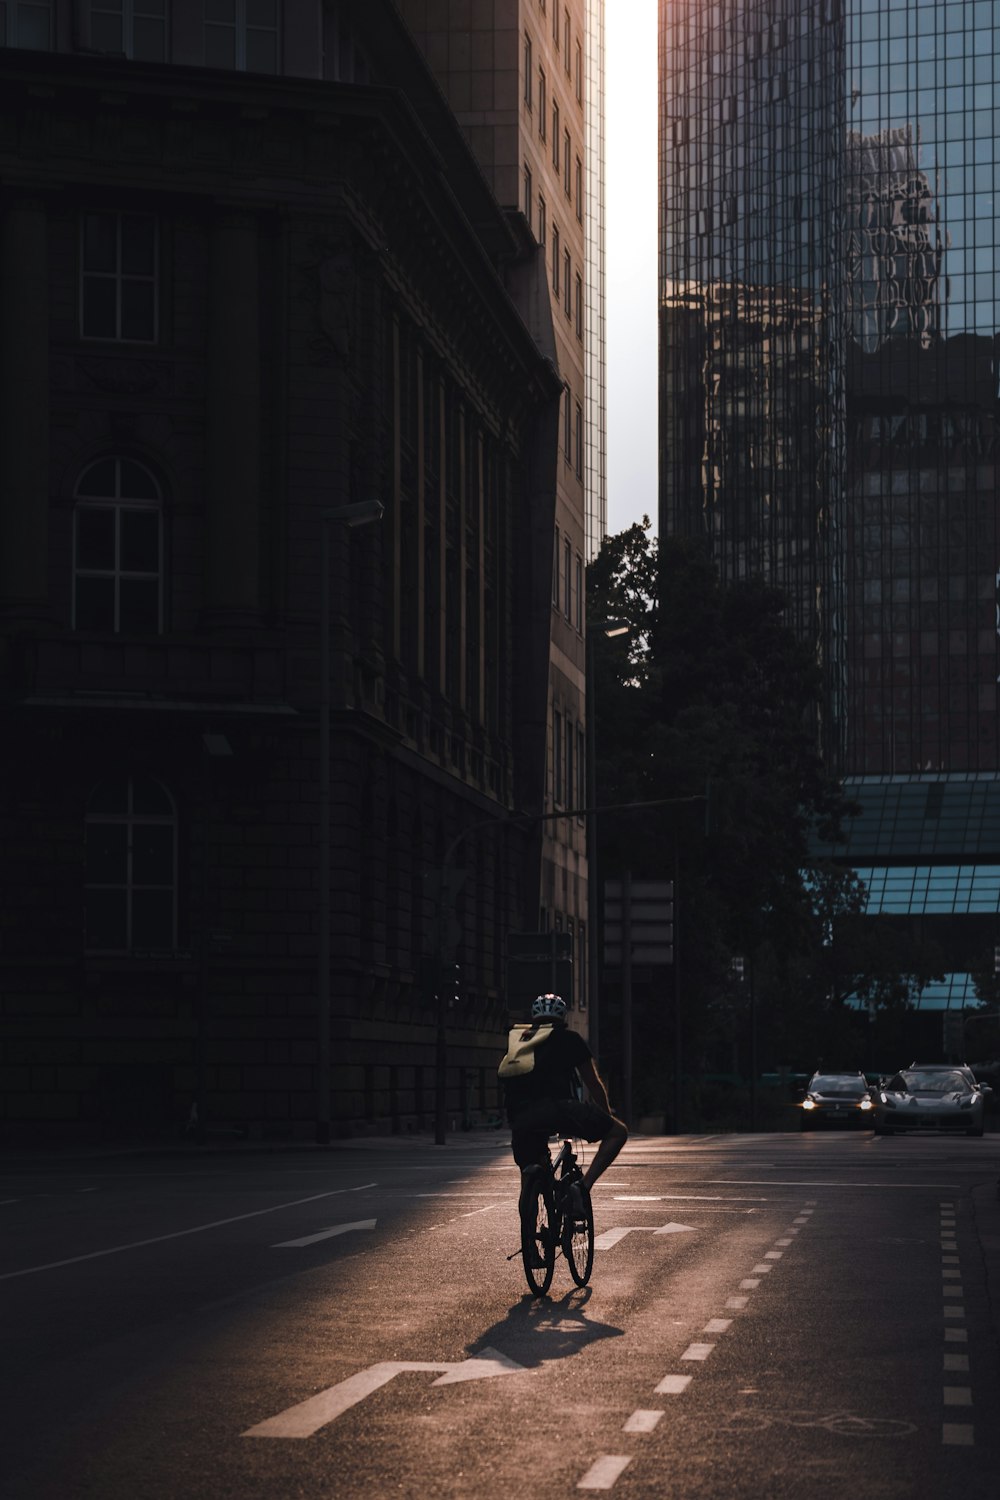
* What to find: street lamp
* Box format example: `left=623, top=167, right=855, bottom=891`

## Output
left=585, top=616, right=630, bottom=1063
left=317, top=498, right=384, bottom=1145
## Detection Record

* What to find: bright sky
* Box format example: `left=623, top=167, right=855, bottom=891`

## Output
left=605, top=0, right=658, bottom=540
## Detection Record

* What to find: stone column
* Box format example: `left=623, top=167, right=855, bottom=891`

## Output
left=0, top=201, right=49, bottom=622
left=204, top=211, right=261, bottom=627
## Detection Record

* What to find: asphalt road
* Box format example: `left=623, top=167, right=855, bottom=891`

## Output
left=2, top=1129, right=999, bottom=1499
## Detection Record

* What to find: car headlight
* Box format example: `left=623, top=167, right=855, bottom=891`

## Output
left=959, top=1095, right=976, bottom=1110
left=858, top=1096, right=873, bottom=1110
left=879, top=1092, right=896, bottom=1108
left=802, top=1097, right=816, bottom=1110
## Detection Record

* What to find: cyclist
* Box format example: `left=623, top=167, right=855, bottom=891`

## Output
left=499, top=993, right=628, bottom=1204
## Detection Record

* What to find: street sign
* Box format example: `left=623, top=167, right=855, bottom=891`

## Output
left=604, top=879, right=674, bottom=966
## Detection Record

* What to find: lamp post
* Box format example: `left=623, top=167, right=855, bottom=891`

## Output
left=585, top=616, right=630, bottom=1062
left=316, top=498, right=384, bottom=1146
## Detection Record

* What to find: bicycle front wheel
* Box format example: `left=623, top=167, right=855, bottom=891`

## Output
left=520, top=1173, right=555, bottom=1296
left=563, top=1178, right=594, bottom=1286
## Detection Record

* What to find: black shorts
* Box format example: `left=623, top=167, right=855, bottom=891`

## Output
left=509, top=1098, right=616, bottom=1168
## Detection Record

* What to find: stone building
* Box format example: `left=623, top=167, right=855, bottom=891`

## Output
left=0, top=0, right=562, bottom=1141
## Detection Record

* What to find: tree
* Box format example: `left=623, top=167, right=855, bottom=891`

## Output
left=588, top=528, right=880, bottom=1110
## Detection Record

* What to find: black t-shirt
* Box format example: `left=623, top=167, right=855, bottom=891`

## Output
left=503, top=1022, right=592, bottom=1112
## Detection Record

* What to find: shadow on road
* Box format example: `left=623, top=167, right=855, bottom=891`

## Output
left=467, top=1288, right=624, bottom=1369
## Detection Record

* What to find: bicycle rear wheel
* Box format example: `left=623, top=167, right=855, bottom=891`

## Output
left=563, top=1176, right=594, bottom=1286
left=520, top=1171, right=555, bottom=1296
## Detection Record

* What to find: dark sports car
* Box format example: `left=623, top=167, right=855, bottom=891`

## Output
left=873, top=1067, right=986, bottom=1137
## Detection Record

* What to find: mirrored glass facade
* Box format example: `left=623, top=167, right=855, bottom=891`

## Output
left=658, top=0, right=1000, bottom=778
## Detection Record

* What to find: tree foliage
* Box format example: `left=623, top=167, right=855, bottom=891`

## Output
left=587, top=526, right=929, bottom=1107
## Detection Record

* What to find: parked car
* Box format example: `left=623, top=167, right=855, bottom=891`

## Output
left=873, top=1066, right=987, bottom=1137
left=799, top=1071, right=875, bottom=1130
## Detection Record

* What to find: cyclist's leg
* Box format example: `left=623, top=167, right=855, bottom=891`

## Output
left=581, top=1115, right=628, bottom=1191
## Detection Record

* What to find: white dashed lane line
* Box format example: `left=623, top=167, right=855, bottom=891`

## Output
left=576, top=1200, right=816, bottom=1489
left=940, top=1199, right=974, bottom=1448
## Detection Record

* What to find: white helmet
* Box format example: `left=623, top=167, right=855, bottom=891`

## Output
left=531, top=993, right=567, bottom=1020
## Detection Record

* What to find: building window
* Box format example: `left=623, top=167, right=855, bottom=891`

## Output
left=552, top=0, right=558, bottom=44
left=564, top=387, right=571, bottom=459
left=574, top=272, right=583, bottom=337
left=566, top=728, right=574, bottom=814
left=575, top=155, right=583, bottom=219
left=574, top=402, right=584, bottom=478
left=523, top=31, right=532, bottom=105
left=563, top=248, right=571, bottom=315
left=575, top=38, right=582, bottom=102
left=563, top=7, right=570, bottom=67
left=73, top=457, right=162, bottom=634
left=538, top=193, right=547, bottom=248
left=539, top=67, right=547, bottom=136
left=0, top=1, right=52, bottom=47
left=577, top=726, right=585, bottom=811
left=85, top=774, right=177, bottom=953
left=563, top=535, right=572, bottom=621
left=554, top=710, right=564, bottom=804
left=575, top=555, right=583, bottom=632
left=523, top=163, right=532, bottom=227
left=564, top=129, right=571, bottom=195
left=552, top=102, right=560, bottom=169
left=91, top=1, right=167, bottom=60
left=81, top=211, right=158, bottom=342
left=553, top=524, right=560, bottom=609
left=552, top=224, right=560, bottom=294
left=205, top=0, right=279, bottom=74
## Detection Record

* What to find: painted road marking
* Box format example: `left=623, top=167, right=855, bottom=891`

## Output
left=624, top=1410, right=663, bottom=1433
left=578, top=1456, right=632, bottom=1490
left=703, top=1319, right=732, bottom=1334
left=594, top=1223, right=695, bottom=1249
left=944, top=1354, right=969, bottom=1372
left=943, top=1387, right=972, bottom=1405
left=243, top=1348, right=523, bottom=1439
left=739, top=1278, right=760, bottom=1289
left=726, top=1296, right=749, bottom=1310
left=945, top=1328, right=968, bottom=1342
left=943, top=1424, right=974, bottom=1446
left=0, top=1182, right=378, bottom=1281
left=681, top=1343, right=715, bottom=1361
left=654, top=1374, right=692, bottom=1395
left=273, top=1219, right=376, bottom=1248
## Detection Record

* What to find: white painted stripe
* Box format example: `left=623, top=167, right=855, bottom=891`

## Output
left=273, top=1219, right=376, bottom=1248
left=624, top=1410, right=663, bottom=1433
left=943, top=1305, right=966, bottom=1318
left=0, top=1182, right=378, bottom=1281
left=944, top=1327, right=968, bottom=1342
left=942, top=1255, right=960, bottom=1264
left=614, top=1195, right=662, bottom=1201
left=654, top=1374, right=692, bottom=1395
left=594, top=1227, right=633, bottom=1249
left=578, top=1456, right=632, bottom=1490
left=703, top=1319, right=732, bottom=1334
left=944, top=1354, right=969, bottom=1372
left=726, top=1296, right=749, bottom=1309
left=775, top=1238, right=792, bottom=1246
left=681, top=1343, right=715, bottom=1361
left=739, top=1279, right=760, bottom=1290
left=943, top=1424, right=974, bottom=1446
left=943, top=1387, right=972, bottom=1406
left=751, top=1264, right=773, bottom=1273
left=764, top=1250, right=783, bottom=1259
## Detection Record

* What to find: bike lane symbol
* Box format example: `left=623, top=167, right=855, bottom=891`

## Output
left=242, top=1347, right=525, bottom=1439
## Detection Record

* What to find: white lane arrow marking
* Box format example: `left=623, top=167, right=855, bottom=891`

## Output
left=594, top=1223, right=696, bottom=1249
left=242, top=1347, right=524, bottom=1438
left=272, top=1218, right=376, bottom=1248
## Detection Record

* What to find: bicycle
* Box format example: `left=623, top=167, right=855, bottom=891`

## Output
left=517, top=1138, right=594, bottom=1296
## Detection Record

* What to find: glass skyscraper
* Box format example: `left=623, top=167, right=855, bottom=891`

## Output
left=659, top=0, right=1000, bottom=1019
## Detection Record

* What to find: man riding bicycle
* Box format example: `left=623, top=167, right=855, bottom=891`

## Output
left=499, top=993, right=628, bottom=1202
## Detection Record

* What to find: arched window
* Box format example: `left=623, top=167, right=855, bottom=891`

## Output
left=73, top=457, right=162, bottom=634
left=84, top=775, right=177, bottom=953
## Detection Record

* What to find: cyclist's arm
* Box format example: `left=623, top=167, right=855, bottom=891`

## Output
left=579, top=1056, right=612, bottom=1113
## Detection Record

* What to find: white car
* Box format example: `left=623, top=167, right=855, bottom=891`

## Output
left=873, top=1067, right=986, bottom=1137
